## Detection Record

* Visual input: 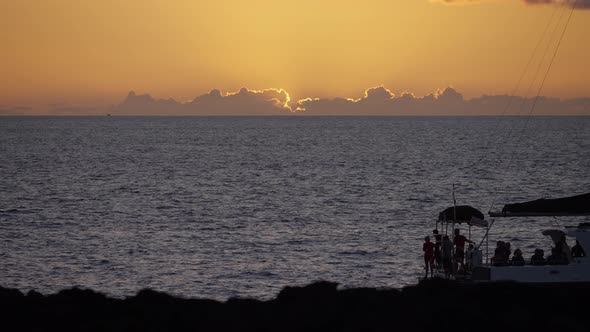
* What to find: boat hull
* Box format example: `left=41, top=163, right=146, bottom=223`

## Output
left=472, top=261, right=590, bottom=283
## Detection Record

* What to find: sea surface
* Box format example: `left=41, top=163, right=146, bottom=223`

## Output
left=1, top=116, right=589, bottom=300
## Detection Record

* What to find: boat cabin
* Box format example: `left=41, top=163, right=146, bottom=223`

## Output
left=471, top=193, right=590, bottom=283
left=427, top=193, right=590, bottom=283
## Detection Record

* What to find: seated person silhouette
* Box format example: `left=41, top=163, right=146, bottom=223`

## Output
left=572, top=240, right=586, bottom=258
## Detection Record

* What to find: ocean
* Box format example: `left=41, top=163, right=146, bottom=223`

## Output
left=1, top=116, right=589, bottom=300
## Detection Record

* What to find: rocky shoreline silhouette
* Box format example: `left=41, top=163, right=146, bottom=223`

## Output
left=1, top=279, right=588, bottom=331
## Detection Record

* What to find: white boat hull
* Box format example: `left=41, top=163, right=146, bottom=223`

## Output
left=473, top=258, right=590, bottom=283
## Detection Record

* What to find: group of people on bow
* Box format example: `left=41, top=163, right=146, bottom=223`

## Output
left=422, top=228, right=475, bottom=278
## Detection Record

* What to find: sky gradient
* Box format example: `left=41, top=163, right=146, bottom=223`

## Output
left=1, top=0, right=589, bottom=115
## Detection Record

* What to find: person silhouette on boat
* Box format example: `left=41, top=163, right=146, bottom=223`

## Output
left=505, top=242, right=512, bottom=260
left=453, top=229, right=473, bottom=270
left=555, top=235, right=572, bottom=264
left=423, top=236, right=435, bottom=278
left=572, top=240, right=586, bottom=258
left=465, top=243, right=475, bottom=271
left=511, top=248, right=525, bottom=266
left=530, top=249, right=546, bottom=265
left=441, top=235, right=453, bottom=279
left=492, top=241, right=510, bottom=266
left=547, top=247, right=566, bottom=265
left=433, top=229, right=442, bottom=268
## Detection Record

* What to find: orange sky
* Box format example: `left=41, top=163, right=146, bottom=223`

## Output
left=1, top=0, right=589, bottom=112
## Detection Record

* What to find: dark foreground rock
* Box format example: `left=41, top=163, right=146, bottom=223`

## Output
left=1, top=279, right=589, bottom=331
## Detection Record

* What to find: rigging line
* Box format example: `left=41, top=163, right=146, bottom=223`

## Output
left=469, top=3, right=564, bottom=211
left=488, top=0, right=577, bottom=212
left=489, top=1, right=568, bottom=187
left=510, top=0, right=577, bottom=151
left=524, top=0, right=577, bottom=119
left=472, top=2, right=562, bottom=167
left=514, top=1, right=569, bottom=116
left=482, top=2, right=566, bottom=211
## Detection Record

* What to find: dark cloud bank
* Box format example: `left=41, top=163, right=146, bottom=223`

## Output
left=438, top=0, right=590, bottom=9
left=523, top=0, right=590, bottom=9
left=111, top=86, right=590, bottom=116
left=114, top=88, right=292, bottom=116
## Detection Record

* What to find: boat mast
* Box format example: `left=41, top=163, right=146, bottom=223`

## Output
left=451, top=183, right=458, bottom=275
left=451, top=183, right=457, bottom=237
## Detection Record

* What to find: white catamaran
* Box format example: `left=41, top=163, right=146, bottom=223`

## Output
left=430, top=193, right=590, bottom=284
left=423, top=0, right=588, bottom=284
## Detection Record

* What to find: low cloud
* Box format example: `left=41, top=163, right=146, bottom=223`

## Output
left=113, top=88, right=292, bottom=116
left=6, top=87, right=590, bottom=116
left=296, top=86, right=590, bottom=115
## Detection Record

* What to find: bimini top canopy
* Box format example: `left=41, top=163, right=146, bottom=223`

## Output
left=489, top=192, right=590, bottom=217
left=438, top=205, right=485, bottom=226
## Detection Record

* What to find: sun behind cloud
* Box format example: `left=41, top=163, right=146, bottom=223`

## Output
left=88, top=86, right=590, bottom=116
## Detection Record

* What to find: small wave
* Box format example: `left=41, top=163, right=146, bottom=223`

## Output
left=339, top=250, right=374, bottom=256
left=408, top=197, right=435, bottom=203
left=0, top=208, right=39, bottom=214
left=243, top=271, right=278, bottom=278
left=194, top=227, right=217, bottom=232
left=286, top=239, right=308, bottom=245
left=56, top=198, right=85, bottom=203
left=353, top=264, right=374, bottom=269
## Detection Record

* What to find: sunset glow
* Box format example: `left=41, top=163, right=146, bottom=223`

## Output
left=1, top=0, right=589, bottom=114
